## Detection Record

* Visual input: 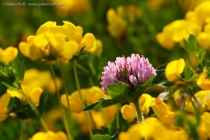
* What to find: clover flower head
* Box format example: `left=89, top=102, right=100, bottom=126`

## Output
left=101, top=54, right=156, bottom=93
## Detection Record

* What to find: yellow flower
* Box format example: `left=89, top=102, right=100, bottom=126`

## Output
left=198, top=112, right=210, bottom=140
left=139, top=93, right=155, bottom=114
left=51, top=0, right=89, bottom=15
left=197, top=68, right=210, bottom=90
left=0, top=46, right=18, bottom=65
left=151, top=99, right=175, bottom=126
left=0, top=93, right=10, bottom=122
left=61, top=92, right=82, bottom=113
left=7, top=85, right=43, bottom=106
left=30, top=131, right=67, bottom=140
left=61, top=86, right=108, bottom=113
left=165, top=58, right=185, bottom=82
left=156, top=20, right=201, bottom=50
left=118, top=117, right=171, bottom=140
left=107, top=7, right=127, bottom=38
left=22, top=68, right=62, bottom=94
left=121, top=103, right=136, bottom=122
left=89, top=39, right=103, bottom=57
left=197, top=23, right=210, bottom=49
left=186, top=1, right=210, bottom=26
left=19, top=21, right=96, bottom=62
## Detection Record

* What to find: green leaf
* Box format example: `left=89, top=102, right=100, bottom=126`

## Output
left=197, top=60, right=210, bottom=74
left=83, top=98, right=125, bottom=111
left=184, top=62, right=193, bottom=80
left=1, top=82, right=18, bottom=90
left=92, top=134, right=112, bottom=140
left=184, top=34, right=203, bottom=54
left=184, top=39, right=194, bottom=53
left=16, top=107, right=38, bottom=120
left=130, top=76, right=156, bottom=98
left=12, top=59, right=25, bottom=81
left=188, top=34, right=198, bottom=52
left=107, top=82, right=129, bottom=99
left=37, top=91, right=48, bottom=115
left=196, top=48, right=206, bottom=62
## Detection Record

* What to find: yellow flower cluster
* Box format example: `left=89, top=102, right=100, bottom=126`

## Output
left=156, top=20, right=201, bottom=50
left=19, top=21, right=96, bottom=62
left=61, top=86, right=116, bottom=133
left=0, top=93, right=10, bottom=122
left=107, top=5, right=140, bottom=38
left=0, top=46, right=18, bottom=65
left=30, top=131, right=67, bottom=140
left=157, top=1, right=210, bottom=50
left=22, top=68, right=62, bottom=94
left=119, top=117, right=188, bottom=140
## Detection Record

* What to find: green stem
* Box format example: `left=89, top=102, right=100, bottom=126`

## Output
left=73, top=60, right=93, bottom=137
left=19, top=84, right=49, bottom=131
left=101, top=109, right=109, bottom=127
left=116, top=104, right=120, bottom=129
left=133, top=99, right=143, bottom=123
left=49, top=64, right=73, bottom=140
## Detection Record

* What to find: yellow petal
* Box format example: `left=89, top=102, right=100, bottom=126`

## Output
left=36, top=21, right=56, bottom=35
left=197, top=69, right=210, bottom=90
left=71, top=33, right=82, bottom=44
left=139, top=94, right=154, bottom=114
left=165, top=58, right=185, bottom=82
left=76, top=26, right=83, bottom=34
left=80, top=33, right=96, bottom=51
left=0, top=93, right=10, bottom=110
left=0, top=46, right=18, bottom=65
left=19, top=42, right=31, bottom=58
left=121, top=104, right=136, bottom=122
left=61, top=40, right=79, bottom=60
left=29, top=87, right=43, bottom=106
left=63, top=21, right=78, bottom=35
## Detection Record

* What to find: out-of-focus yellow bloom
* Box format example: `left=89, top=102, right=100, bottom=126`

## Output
left=107, top=5, right=140, bottom=38
left=72, top=105, right=117, bottom=134
left=139, top=93, right=155, bottom=114
left=61, top=92, right=82, bottom=113
left=151, top=99, right=175, bottom=126
left=107, top=7, right=127, bottom=38
left=172, top=130, right=189, bottom=140
left=61, top=86, right=105, bottom=113
left=156, top=20, right=201, bottom=50
left=0, top=93, right=10, bottom=122
left=198, top=112, right=210, bottom=140
left=147, top=0, right=167, bottom=10
left=22, top=68, right=62, bottom=94
left=197, top=68, right=210, bottom=90
left=197, top=23, right=210, bottom=49
left=89, top=39, right=103, bottom=57
left=30, top=131, right=67, bottom=140
left=184, top=90, right=210, bottom=113
left=0, top=46, right=18, bottom=65
left=19, top=21, right=96, bottom=62
left=118, top=117, right=173, bottom=140
left=7, top=85, right=43, bottom=106
left=165, top=58, right=185, bottom=82
left=186, top=1, right=210, bottom=27
left=51, top=0, right=89, bottom=16
left=179, top=0, right=208, bottom=12
left=121, top=103, right=136, bottom=122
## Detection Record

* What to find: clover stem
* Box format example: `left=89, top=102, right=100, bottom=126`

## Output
left=19, top=84, right=49, bottom=131
left=73, top=60, right=93, bottom=138
left=49, top=64, right=73, bottom=140
left=133, top=98, right=143, bottom=123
